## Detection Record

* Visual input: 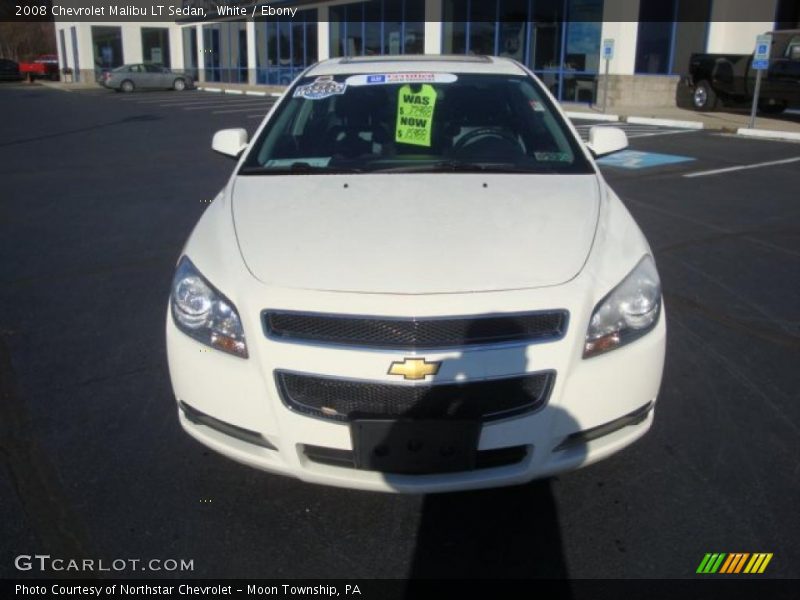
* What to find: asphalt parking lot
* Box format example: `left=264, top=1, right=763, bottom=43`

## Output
left=0, top=84, right=798, bottom=582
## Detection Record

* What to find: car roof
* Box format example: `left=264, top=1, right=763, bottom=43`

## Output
left=305, top=55, right=528, bottom=77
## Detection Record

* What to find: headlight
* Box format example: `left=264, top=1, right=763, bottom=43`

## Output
left=583, top=255, right=661, bottom=358
left=170, top=257, right=248, bottom=358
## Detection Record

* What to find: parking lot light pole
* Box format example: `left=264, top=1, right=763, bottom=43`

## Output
left=601, top=39, right=614, bottom=113
left=748, top=69, right=763, bottom=130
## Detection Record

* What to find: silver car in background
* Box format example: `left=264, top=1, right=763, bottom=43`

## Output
left=102, top=64, right=194, bottom=92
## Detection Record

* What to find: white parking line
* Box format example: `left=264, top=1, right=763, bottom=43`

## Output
left=574, top=122, right=699, bottom=141
left=212, top=107, right=270, bottom=114
left=683, top=156, right=800, bottom=178
left=159, top=99, right=268, bottom=108
left=132, top=96, right=221, bottom=104
left=74, top=90, right=115, bottom=96
left=118, top=93, right=184, bottom=101
left=147, top=97, right=268, bottom=107
left=183, top=101, right=271, bottom=110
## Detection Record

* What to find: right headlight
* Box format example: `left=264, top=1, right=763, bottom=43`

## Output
left=170, top=257, right=248, bottom=358
left=583, top=255, right=662, bottom=358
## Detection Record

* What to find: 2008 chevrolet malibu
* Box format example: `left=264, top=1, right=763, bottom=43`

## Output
left=166, top=56, right=666, bottom=493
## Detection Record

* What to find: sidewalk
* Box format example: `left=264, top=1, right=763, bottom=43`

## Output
left=562, top=101, right=800, bottom=140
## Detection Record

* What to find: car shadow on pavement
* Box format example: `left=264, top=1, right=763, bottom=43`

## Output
left=360, top=317, right=583, bottom=588
left=408, top=479, right=573, bottom=584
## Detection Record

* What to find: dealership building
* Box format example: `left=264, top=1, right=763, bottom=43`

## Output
left=55, top=0, right=800, bottom=106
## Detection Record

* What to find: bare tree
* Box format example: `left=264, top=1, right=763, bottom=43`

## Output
left=0, top=23, right=56, bottom=62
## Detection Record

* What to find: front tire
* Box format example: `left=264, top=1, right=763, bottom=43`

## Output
left=120, top=79, right=135, bottom=93
left=173, top=78, right=186, bottom=91
left=692, top=80, right=717, bottom=111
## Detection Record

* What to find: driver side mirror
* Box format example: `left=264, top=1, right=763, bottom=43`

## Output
left=585, top=126, right=628, bottom=157
left=212, top=128, right=249, bottom=158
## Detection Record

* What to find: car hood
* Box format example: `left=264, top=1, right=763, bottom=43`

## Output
left=231, top=174, right=600, bottom=294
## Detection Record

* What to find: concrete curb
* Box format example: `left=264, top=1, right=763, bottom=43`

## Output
left=735, top=128, right=800, bottom=142
left=625, top=116, right=704, bottom=129
left=36, top=80, right=101, bottom=92
left=564, top=111, right=620, bottom=122
left=196, top=86, right=283, bottom=98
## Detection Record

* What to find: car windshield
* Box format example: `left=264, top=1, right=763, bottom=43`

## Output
left=240, top=72, right=593, bottom=175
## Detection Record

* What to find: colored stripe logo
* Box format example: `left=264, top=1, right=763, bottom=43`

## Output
left=697, top=553, right=773, bottom=574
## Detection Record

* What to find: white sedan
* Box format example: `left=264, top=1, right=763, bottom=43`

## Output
left=166, top=56, right=666, bottom=493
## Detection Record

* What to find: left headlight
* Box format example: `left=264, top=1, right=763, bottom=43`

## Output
left=583, top=255, right=662, bottom=358
left=170, top=257, right=248, bottom=358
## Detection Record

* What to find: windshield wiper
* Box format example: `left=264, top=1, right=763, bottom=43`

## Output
left=239, top=162, right=363, bottom=175
left=371, top=161, right=544, bottom=174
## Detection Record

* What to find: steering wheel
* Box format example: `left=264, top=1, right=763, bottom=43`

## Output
left=452, top=128, right=522, bottom=154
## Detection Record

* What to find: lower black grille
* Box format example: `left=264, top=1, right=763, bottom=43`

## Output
left=264, top=310, right=568, bottom=349
left=276, top=370, right=555, bottom=422
left=303, top=444, right=530, bottom=472
left=179, top=401, right=276, bottom=450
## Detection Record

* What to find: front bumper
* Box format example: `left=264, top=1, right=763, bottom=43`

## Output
left=166, top=282, right=666, bottom=493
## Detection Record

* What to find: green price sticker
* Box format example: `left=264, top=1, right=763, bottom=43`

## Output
left=395, top=84, right=437, bottom=147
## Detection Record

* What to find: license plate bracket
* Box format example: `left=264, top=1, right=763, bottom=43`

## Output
left=351, top=419, right=481, bottom=475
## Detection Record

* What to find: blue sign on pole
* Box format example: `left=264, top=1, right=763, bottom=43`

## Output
left=602, top=39, right=614, bottom=61
left=753, top=34, right=772, bottom=70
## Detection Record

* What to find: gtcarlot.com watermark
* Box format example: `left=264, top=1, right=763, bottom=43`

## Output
left=14, top=554, right=194, bottom=573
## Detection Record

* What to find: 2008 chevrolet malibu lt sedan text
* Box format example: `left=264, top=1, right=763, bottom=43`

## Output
left=166, top=55, right=666, bottom=493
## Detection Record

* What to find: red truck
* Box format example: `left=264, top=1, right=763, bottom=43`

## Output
left=19, top=54, right=59, bottom=81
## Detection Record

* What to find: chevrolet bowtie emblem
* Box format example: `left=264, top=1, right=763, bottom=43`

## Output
left=388, top=358, right=441, bottom=381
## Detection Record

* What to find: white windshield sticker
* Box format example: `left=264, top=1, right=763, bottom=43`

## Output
left=346, top=73, right=458, bottom=86
left=264, top=157, right=331, bottom=168
left=294, top=77, right=347, bottom=100
left=529, top=100, right=546, bottom=112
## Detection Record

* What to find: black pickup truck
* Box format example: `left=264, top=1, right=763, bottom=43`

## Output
left=678, top=29, right=800, bottom=113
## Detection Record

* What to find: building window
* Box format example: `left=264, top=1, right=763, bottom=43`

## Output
left=182, top=27, right=198, bottom=79
left=635, top=0, right=711, bottom=75
left=498, top=1, right=528, bottom=62
left=91, top=26, right=123, bottom=79
left=329, top=0, right=425, bottom=58
left=256, top=9, right=317, bottom=85
left=203, top=22, right=247, bottom=83
left=142, top=27, right=171, bottom=67
left=442, top=0, right=603, bottom=103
